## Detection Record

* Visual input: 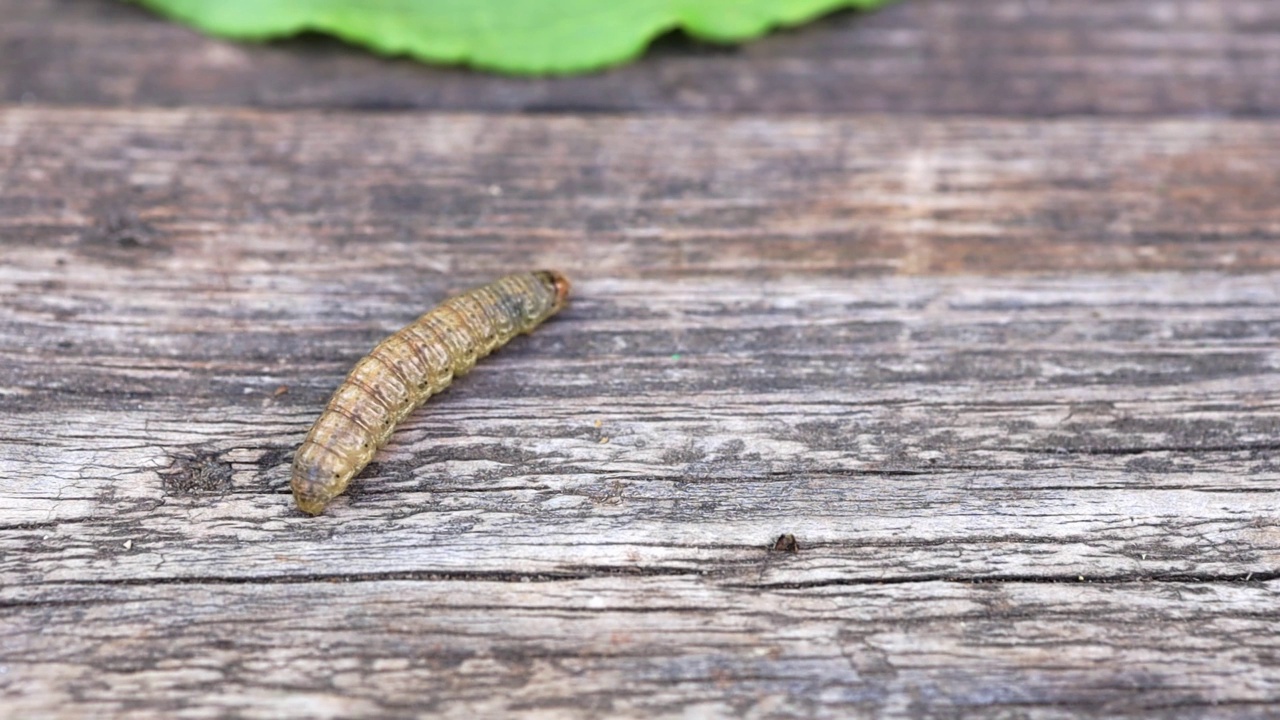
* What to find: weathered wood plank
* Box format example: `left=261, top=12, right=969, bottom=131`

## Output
left=2, top=109, right=1279, bottom=281
left=3, top=578, right=1279, bottom=719
left=4, top=0, right=1280, bottom=116
left=3, top=268, right=1279, bottom=714
left=3, top=270, right=1278, bottom=580
left=2, top=108, right=1279, bottom=715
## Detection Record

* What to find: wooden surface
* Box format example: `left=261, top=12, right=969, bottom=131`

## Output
left=4, top=0, right=1280, bottom=115
left=2, top=1, right=1280, bottom=718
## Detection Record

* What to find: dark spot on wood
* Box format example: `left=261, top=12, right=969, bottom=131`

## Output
left=79, top=202, right=167, bottom=264
left=258, top=447, right=292, bottom=472
left=771, top=534, right=799, bottom=553
left=163, top=451, right=233, bottom=495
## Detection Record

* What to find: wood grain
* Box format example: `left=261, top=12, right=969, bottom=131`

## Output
left=2, top=108, right=1279, bottom=290
left=3, top=0, right=1279, bottom=116
left=4, top=268, right=1279, bottom=571
left=3, top=579, right=1278, bottom=719
left=3, top=240, right=1279, bottom=714
left=2, top=93, right=1280, bottom=718
left=2, top=265, right=1280, bottom=712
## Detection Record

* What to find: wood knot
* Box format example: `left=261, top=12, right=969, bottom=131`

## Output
left=163, top=451, right=234, bottom=495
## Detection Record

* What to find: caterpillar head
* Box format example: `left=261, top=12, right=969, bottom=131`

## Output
left=290, top=443, right=353, bottom=515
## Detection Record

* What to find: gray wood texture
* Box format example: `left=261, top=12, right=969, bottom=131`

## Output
left=5, top=0, right=1280, bottom=714
left=2, top=109, right=1279, bottom=281
left=3, top=0, right=1279, bottom=115
left=2, top=108, right=1279, bottom=717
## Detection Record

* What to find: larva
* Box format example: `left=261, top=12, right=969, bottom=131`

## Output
left=291, top=270, right=570, bottom=515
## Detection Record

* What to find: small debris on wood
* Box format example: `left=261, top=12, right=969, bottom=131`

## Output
left=772, top=534, right=799, bottom=553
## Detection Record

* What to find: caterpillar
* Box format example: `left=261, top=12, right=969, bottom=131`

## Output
left=291, top=270, right=570, bottom=515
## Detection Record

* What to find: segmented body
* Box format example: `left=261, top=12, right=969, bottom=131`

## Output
left=291, top=270, right=570, bottom=515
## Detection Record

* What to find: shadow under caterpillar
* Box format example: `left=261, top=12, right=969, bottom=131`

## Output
left=291, top=270, right=570, bottom=515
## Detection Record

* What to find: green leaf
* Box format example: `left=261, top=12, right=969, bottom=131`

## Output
left=133, top=0, right=898, bottom=75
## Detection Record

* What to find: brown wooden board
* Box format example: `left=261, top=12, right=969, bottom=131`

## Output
left=4, top=579, right=1279, bottom=718
left=2, top=109, right=1278, bottom=289
left=2, top=108, right=1279, bottom=716
left=4, top=0, right=1280, bottom=115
